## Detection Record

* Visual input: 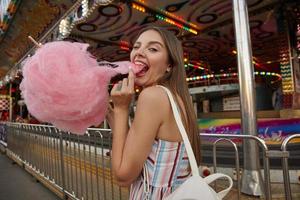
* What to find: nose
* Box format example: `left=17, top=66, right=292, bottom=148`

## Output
left=134, top=47, right=146, bottom=57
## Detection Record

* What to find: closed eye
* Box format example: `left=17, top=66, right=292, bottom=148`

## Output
left=148, top=48, right=158, bottom=52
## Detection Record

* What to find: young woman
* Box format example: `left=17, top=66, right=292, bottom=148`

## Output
left=109, top=26, right=201, bottom=199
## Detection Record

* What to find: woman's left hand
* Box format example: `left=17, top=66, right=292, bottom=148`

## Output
left=110, top=68, right=135, bottom=111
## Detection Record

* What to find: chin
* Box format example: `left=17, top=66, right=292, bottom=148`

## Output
left=134, top=76, right=145, bottom=86
left=134, top=80, right=143, bottom=88
left=135, top=82, right=143, bottom=87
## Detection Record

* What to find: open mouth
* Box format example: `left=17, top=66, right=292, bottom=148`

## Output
left=134, top=61, right=149, bottom=77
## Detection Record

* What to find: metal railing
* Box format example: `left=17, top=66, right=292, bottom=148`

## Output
left=2, top=123, right=299, bottom=200
left=281, top=134, right=300, bottom=200
left=201, top=133, right=300, bottom=200
left=213, top=138, right=241, bottom=200
left=200, top=133, right=271, bottom=200
left=5, top=123, right=128, bottom=200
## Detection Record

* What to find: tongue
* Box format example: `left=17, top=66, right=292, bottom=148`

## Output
left=136, top=67, right=147, bottom=77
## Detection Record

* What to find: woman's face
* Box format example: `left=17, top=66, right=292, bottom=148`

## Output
left=130, top=29, right=170, bottom=87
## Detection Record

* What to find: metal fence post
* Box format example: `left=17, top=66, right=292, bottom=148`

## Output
left=58, top=130, right=67, bottom=199
left=98, top=130, right=107, bottom=200
left=232, top=0, right=262, bottom=196
left=213, top=138, right=241, bottom=200
left=281, top=134, right=300, bottom=200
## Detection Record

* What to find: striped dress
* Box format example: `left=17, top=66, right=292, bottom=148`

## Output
left=129, top=139, right=191, bottom=200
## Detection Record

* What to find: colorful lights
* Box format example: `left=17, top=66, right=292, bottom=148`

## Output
left=119, top=40, right=130, bottom=51
left=0, top=0, right=20, bottom=35
left=59, top=17, right=72, bottom=38
left=184, top=59, right=209, bottom=71
left=154, top=14, right=197, bottom=34
left=59, top=0, right=115, bottom=39
left=186, top=71, right=281, bottom=82
left=279, top=47, right=294, bottom=94
left=185, top=63, right=206, bottom=70
left=158, top=8, right=198, bottom=29
left=120, top=46, right=130, bottom=51
left=131, top=2, right=198, bottom=35
left=132, top=3, right=145, bottom=13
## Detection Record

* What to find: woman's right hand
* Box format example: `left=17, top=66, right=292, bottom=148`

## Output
left=106, top=102, right=114, bottom=129
left=110, top=68, right=135, bottom=112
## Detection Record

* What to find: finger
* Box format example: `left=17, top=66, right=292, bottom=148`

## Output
left=111, top=81, right=122, bottom=93
left=108, top=103, right=114, bottom=111
left=109, top=100, right=114, bottom=108
left=117, top=81, right=123, bottom=91
left=111, top=84, right=118, bottom=93
left=121, top=78, right=128, bottom=90
left=128, top=67, right=135, bottom=92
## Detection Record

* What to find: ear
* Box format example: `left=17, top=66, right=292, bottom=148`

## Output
left=166, top=65, right=172, bottom=73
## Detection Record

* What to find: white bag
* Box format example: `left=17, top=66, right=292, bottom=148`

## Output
left=165, top=173, right=232, bottom=200
left=143, top=86, right=233, bottom=200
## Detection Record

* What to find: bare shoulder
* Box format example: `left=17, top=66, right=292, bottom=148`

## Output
left=137, top=86, right=168, bottom=106
left=135, top=86, right=169, bottom=125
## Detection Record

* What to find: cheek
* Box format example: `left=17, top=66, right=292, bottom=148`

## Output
left=150, top=54, right=168, bottom=67
left=152, top=60, right=168, bottom=74
left=129, top=52, right=134, bottom=62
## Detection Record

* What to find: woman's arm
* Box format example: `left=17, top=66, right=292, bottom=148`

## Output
left=111, top=106, right=130, bottom=185
left=105, top=103, right=114, bottom=129
left=110, top=72, right=133, bottom=186
left=111, top=77, right=166, bottom=186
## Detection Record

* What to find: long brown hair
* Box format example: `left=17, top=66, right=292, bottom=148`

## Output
left=134, top=26, right=201, bottom=165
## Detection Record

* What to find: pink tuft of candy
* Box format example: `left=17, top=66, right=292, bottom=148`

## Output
left=20, top=41, right=139, bottom=134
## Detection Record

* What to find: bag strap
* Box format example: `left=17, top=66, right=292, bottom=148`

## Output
left=157, top=86, right=200, bottom=177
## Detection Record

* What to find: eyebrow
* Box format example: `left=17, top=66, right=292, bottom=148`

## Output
left=134, top=41, right=164, bottom=47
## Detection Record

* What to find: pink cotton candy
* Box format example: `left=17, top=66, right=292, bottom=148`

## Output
left=20, top=41, right=141, bottom=134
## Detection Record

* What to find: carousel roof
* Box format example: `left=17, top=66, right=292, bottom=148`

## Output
left=0, top=0, right=77, bottom=77
left=0, top=0, right=298, bottom=85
